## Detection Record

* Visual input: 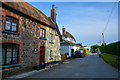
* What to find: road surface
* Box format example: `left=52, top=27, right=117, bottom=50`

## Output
left=26, top=54, right=119, bottom=78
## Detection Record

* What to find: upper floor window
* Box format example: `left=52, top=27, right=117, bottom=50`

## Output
left=1, top=43, right=19, bottom=65
left=5, top=16, right=18, bottom=32
left=40, top=28, right=46, bottom=38
left=49, top=34, right=53, bottom=43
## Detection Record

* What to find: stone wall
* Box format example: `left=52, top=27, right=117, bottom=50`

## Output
left=45, top=27, right=61, bottom=63
left=1, top=7, right=46, bottom=77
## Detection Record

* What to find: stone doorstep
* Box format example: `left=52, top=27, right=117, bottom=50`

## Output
left=6, top=62, right=61, bottom=79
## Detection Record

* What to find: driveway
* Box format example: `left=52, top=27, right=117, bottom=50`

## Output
left=25, top=54, right=119, bottom=78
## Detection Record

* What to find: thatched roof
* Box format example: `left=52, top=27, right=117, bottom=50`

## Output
left=66, top=31, right=76, bottom=42
left=2, top=1, right=57, bottom=29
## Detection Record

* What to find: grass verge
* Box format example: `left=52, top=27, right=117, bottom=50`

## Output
left=101, top=53, right=120, bottom=70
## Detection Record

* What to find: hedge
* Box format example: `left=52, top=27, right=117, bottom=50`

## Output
left=101, top=41, right=120, bottom=56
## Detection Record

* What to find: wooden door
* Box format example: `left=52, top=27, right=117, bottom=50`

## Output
left=39, top=46, right=45, bottom=65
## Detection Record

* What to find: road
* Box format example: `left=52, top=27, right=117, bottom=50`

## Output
left=26, top=54, right=119, bottom=78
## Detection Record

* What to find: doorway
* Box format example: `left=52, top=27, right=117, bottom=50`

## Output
left=39, top=46, right=45, bottom=65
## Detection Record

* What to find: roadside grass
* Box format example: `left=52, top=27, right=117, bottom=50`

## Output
left=101, top=53, right=120, bottom=70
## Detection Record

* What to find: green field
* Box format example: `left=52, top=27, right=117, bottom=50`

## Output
left=101, top=53, right=120, bottom=70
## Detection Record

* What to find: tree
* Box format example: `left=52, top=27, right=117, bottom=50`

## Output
left=90, top=44, right=101, bottom=53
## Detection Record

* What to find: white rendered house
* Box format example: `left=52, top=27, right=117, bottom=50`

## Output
left=60, top=27, right=82, bottom=58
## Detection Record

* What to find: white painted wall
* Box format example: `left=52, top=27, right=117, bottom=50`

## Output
left=60, top=45, right=73, bottom=58
left=73, top=46, right=80, bottom=52
left=60, top=46, right=69, bottom=55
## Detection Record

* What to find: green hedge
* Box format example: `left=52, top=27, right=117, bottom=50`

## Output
left=101, top=41, right=120, bottom=56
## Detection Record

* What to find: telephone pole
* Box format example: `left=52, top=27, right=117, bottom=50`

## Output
left=102, top=33, right=104, bottom=44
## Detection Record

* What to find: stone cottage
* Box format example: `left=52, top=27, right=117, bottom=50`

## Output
left=0, top=2, right=61, bottom=77
left=45, top=5, right=62, bottom=64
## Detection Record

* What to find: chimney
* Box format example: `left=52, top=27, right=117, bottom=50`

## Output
left=51, top=4, right=56, bottom=24
left=62, top=26, right=66, bottom=36
left=81, top=43, right=82, bottom=46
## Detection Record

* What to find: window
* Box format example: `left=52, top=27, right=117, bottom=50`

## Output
left=5, top=16, right=18, bottom=32
left=49, top=34, right=53, bottom=42
left=49, top=50, right=53, bottom=60
left=50, top=50, right=52, bottom=58
left=40, top=28, right=46, bottom=38
left=1, top=43, right=19, bottom=65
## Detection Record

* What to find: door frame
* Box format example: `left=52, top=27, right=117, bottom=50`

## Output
left=39, top=46, right=45, bottom=65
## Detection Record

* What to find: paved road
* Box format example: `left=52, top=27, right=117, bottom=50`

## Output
left=26, top=54, right=119, bottom=78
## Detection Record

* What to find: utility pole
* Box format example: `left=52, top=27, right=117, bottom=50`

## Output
left=102, top=33, right=104, bottom=44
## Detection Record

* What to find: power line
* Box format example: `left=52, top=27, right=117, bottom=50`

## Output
left=103, top=2, right=117, bottom=33
left=99, top=2, right=118, bottom=44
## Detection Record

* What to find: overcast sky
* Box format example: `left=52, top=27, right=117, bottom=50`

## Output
left=28, top=2, right=118, bottom=49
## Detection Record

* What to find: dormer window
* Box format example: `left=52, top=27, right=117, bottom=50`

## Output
left=5, top=16, right=18, bottom=33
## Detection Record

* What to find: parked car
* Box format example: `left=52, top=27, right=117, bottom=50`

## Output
left=74, top=50, right=85, bottom=58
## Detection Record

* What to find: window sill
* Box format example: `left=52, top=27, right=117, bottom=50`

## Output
left=49, top=42, right=54, bottom=44
left=50, top=58, right=53, bottom=60
left=0, top=64, right=21, bottom=69
left=40, top=37, right=47, bottom=40
left=3, top=30, right=19, bottom=35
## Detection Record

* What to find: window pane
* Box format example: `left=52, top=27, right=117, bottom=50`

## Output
left=43, top=30, right=45, bottom=38
left=13, top=51, right=18, bottom=58
left=40, top=29, right=42, bottom=37
left=50, top=34, right=53, bottom=42
left=6, top=58, right=11, bottom=64
left=2, top=47, right=5, bottom=65
left=50, top=50, right=52, bottom=58
left=7, top=46, right=12, bottom=64
left=50, top=34, right=51, bottom=42
left=7, top=51, right=12, bottom=58
left=12, top=23, right=17, bottom=31
left=13, top=47, right=18, bottom=52
left=7, top=47, right=12, bottom=52
left=2, top=59, right=5, bottom=65
left=13, top=58, right=17, bottom=64
left=5, top=20, right=11, bottom=30
left=2, top=47, right=5, bottom=58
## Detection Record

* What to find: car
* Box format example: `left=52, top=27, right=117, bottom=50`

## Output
left=74, top=50, right=85, bottom=58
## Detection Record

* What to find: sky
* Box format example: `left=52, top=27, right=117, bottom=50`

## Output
left=28, top=2, right=118, bottom=49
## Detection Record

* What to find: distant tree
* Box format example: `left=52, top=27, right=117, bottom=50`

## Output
left=90, top=44, right=101, bottom=53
